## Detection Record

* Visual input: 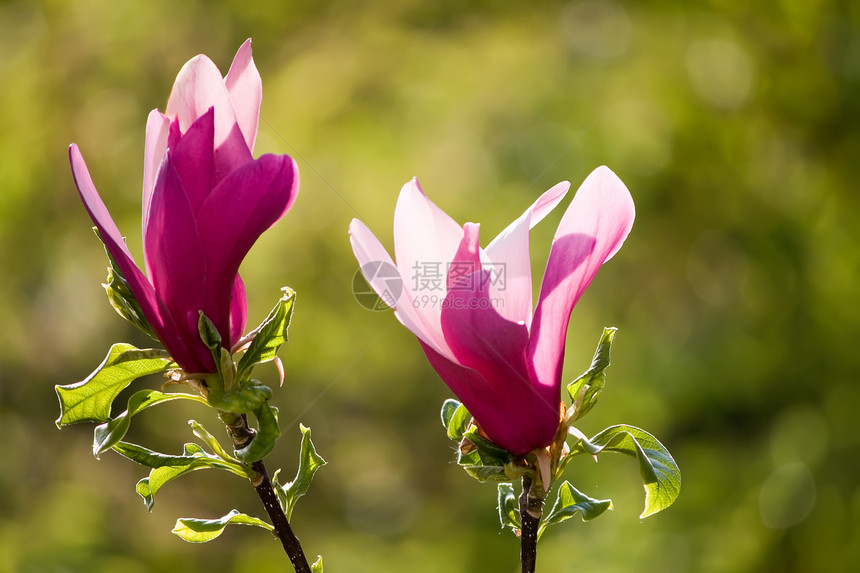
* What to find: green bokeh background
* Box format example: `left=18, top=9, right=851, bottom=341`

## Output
left=1, top=0, right=858, bottom=571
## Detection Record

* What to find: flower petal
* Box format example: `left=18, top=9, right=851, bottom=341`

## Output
left=528, top=166, right=635, bottom=391
left=167, top=107, right=215, bottom=214
left=145, top=155, right=212, bottom=372
left=229, top=274, right=248, bottom=347
left=69, top=144, right=197, bottom=371
left=485, top=181, right=570, bottom=326
left=440, top=224, right=559, bottom=453
left=224, top=39, right=262, bottom=153
left=393, top=178, right=464, bottom=356
left=166, top=53, right=252, bottom=182
left=348, top=218, right=442, bottom=353
left=142, top=110, right=170, bottom=237
left=194, top=153, right=299, bottom=343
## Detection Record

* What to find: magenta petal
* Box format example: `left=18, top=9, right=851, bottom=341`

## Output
left=168, top=107, right=215, bottom=214
left=528, top=166, right=635, bottom=391
left=195, top=153, right=299, bottom=340
left=69, top=144, right=198, bottom=371
left=145, top=157, right=211, bottom=372
left=485, top=181, right=570, bottom=327
left=229, top=274, right=248, bottom=347
left=224, top=39, right=262, bottom=153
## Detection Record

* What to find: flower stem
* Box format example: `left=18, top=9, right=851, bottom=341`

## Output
left=222, top=413, right=311, bottom=573
left=519, top=475, right=544, bottom=573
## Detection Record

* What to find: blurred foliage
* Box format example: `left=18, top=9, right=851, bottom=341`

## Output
left=1, top=0, right=859, bottom=571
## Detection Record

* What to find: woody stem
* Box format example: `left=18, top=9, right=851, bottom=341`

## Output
left=520, top=474, right=544, bottom=573
left=221, top=413, right=311, bottom=573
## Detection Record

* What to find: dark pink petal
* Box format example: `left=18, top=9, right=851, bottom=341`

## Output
left=528, top=166, right=635, bottom=391
left=224, top=39, right=262, bottom=153
left=165, top=54, right=252, bottom=182
left=419, top=340, right=554, bottom=455
left=167, top=107, right=215, bottom=214
left=142, top=110, right=170, bottom=237
left=195, top=153, right=299, bottom=344
left=145, top=156, right=212, bottom=372
left=229, top=274, right=248, bottom=347
left=485, top=181, right=570, bottom=327
left=440, top=224, right=559, bottom=452
left=69, top=144, right=198, bottom=371
left=393, top=178, right=464, bottom=357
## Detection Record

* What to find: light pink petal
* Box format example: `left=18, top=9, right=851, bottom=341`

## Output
left=392, top=178, right=464, bottom=355
left=145, top=156, right=212, bottom=372
left=485, top=181, right=571, bottom=326
left=166, top=54, right=252, bottom=181
left=224, top=39, right=262, bottom=153
left=142, top=110, right=170, bottom=237
left=348, top=218, right=448, bottom=355
left=528, top=166, right=635, bottom=391
left=69, top=144, right=197, bottom=371
left=229, top=274, right=248, bottom=347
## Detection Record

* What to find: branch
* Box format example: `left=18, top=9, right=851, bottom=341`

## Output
left=519, top=475, right=544, bottom=573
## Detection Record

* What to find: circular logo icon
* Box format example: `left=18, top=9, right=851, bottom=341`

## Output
left=352, top=261, right=403, bottom=311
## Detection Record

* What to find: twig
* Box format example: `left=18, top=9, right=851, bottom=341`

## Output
left=519, top=475, right=544, bottom=573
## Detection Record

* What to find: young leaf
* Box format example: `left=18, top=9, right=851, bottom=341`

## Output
left=111, top=441, right=252, bottom=510
left=198, top=311, right=222, bottom=363
left=444, top=400, right=471, bottom=441
left=236, top=287, right=296, bottom=382
left=538, top=481, right=613, bottom=538
left=566, top=327, right=616, bottom=423
left=207, top=382, right=272, bottom=414
left=440, top=398, right=460, bottom=429
left=272, top=424, right=327, bottom=520
left=172, top=509, right=272, bottom=543
left=569, top=424, right=681, bottom=518
left=311, top=556, right=324, bottom=573
left=457, top=428, right=515, bottom=482
left=93, top=390, right=207, bottom=456
left=235, top=403, right=280, bottom=463
left=56, top=344, right=173, bottom=427
left=497, top=482, right=520, bottom=534
left=189, top=420, right=243, bottom=465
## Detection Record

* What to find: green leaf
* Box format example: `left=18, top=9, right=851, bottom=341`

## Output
left=442, top=399, right=471, bottom=441
left=207, top=382, right=272, bottom=414
left=235, top=403, right=280, bottom=463
left=311, top=556, right=324, bottom=573
left=94, top=228, right=157, bottom=340
left=188, top=420, right=243, bottom=465
left=172, top=509, right=272, bottom=543
left=457, top=428, right=516, bottom=482
left=566, top=327, right=616, bottom=423
left=111, top=441, right=251, bottom=510
left=92, top=390, right=207, bottom=457
left=569, top=424, right=681, bottom=518
left=538, top=481, right=613, bottom=538
left=497, top=482, right=520, bottom=534
left=272, top=424, right=326, bottom=520
left=237, top=287, right=296, bottom=382
left=56, top=343, right=173, bottom=427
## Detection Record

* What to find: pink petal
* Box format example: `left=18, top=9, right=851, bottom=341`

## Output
left=142, top=110, right=170, bottom=237
left=229, top=274, right=248, bottom=347
left=528, top=166, right=635, bottom=391
left=165, top=53, right=252, bottom=182
left=69, top=144, right=198, bottom=371
left=166, top=107, right=215, bottom=214
left=419, top=340, right=555, bottom=455
left=485, top=181, right=570, bottom=326
left=224, top=39, right=262, bottom=153
left=392, top=178, right=464, bottom=356
left=144, top=155, right=212, bottom=372
left=348, top=219, right=443, bottom=353
left=194, top=153, right=299, bottom=343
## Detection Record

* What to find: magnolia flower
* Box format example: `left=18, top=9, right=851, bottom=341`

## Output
left=349, top=167, right=634, bottom=455
left=70, top=39, right=299, bottom=374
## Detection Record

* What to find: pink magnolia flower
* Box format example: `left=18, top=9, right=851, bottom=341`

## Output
left=70, top=39, right=299, bottom=373
left=349, top=167, right=634, bottom=455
